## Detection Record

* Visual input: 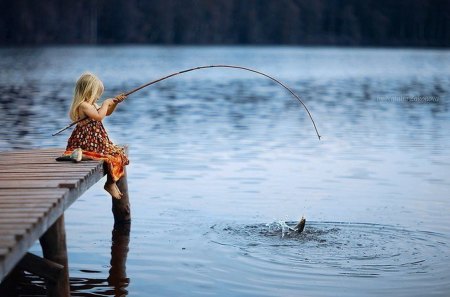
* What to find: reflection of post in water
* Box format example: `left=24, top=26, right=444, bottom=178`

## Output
left=107, top=224, right=131, bottom=297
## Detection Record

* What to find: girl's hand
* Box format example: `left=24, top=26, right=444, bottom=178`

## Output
left=103, top=98, right=115, bottom=106
left=113, top=93, right=127, bottom=104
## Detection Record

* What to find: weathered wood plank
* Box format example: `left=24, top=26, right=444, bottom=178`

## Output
left=0, top=173, right=88, bottom=178
left=0, top=176, right=88, bottom=181
left=0, top=190, right=66, bottom=194
left=0, top=172, right=86, bottom=181
left=0, top=148, right=105, bottom=283
left=0, top=217, right=40, bottom=224
left=0, top=171, right=95, bottom=176
left=0, top=148, right=106, bottom=290
left=0, top=189, right=67, bottom=195
left=0, top=199, right=62, bottom=204
left=0, top=165, right=97, bottom=170
left=0, top=196, right=63, bottom=201
left=0, top=224, right=33, bottom=231
left=0, top=212, right=48, bottom=219
left=0, top=198, right=52, bottom=203
left=0, top=159, right=100, bottom=165
left=0, top=167, right=100, bottom=173
left=0, top=152, right=61, bottom=156
left=0, top=207, right=52, bottom=211
left=0, top=236, right=18, bottom=250
left=0, top=162, right=100, bottom=167
left=0, top=171, right=90, bottom=175
left=0, top=193, right=63, bottom=197
left=17, top=252, right=64, bottom=283
left=0, top=161, right=99, bottom=165
left=0, top=158, right=86, bottom=162
left=0, top=200, right=65, bottom=280
left=0, top=180, right=79, bottom=189
left=0, top=229, right=28, bottom=237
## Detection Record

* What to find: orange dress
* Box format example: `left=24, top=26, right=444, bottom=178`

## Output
left=64, top=119, right=129, bottom=182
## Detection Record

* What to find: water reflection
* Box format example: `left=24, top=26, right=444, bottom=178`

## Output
left=0, top=224, right=130, bottom=297
left=70, top=224, right=131, bottom=297
left=107, top=225, right=131, bottom=296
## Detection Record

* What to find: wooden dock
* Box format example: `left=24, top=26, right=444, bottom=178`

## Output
left=0, top=148, right=130, bottom=296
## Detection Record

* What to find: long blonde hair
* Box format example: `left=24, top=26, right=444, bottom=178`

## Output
left=69, top=72, right=104, bottom=121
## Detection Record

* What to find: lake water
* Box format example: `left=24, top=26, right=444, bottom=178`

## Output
left=0, top=46, right=449, bottom=296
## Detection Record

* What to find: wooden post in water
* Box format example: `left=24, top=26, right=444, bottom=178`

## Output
left=39, top=215, right=70, bottom=297
left=113, top=169, right=131, bottom=225
left=112, top=147, right=130, bottom=225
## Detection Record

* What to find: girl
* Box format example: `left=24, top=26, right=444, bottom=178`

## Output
left=64, top=72, right=129, bottom=199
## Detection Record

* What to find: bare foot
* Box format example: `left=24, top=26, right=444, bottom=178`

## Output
left=114, top=183, right=123, bottom=197
left=104, top=182, right=122, bottom=199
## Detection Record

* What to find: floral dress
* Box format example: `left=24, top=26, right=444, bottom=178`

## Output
left=64, top=119, right=129, bottom=182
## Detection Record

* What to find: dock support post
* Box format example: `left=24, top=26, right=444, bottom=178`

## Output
left=112, top=167, right=131, bottom=225
left=39, top=215, right=70, bottom=297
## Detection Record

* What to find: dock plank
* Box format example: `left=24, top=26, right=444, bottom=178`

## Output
left=0, top=148, right=105, bottom=283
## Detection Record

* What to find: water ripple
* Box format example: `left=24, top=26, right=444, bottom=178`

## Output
left=205, top=221, right=450, bottom=295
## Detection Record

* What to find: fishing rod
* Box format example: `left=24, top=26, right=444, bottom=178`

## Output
left=52, top=65, right=321, bottom=139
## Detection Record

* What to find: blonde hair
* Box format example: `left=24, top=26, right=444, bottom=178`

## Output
left=69, top=72, right=104, bottom=121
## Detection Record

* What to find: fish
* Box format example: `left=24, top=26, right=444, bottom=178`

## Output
left=287, top=216, right=306, bottom=233
left=294, top=216, right=306, bottom=233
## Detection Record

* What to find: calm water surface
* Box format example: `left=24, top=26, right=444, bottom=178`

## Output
left=0, top=46, right=449, bottom=296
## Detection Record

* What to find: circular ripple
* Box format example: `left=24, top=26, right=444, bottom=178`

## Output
left=207, top=221, right=450, bottom=295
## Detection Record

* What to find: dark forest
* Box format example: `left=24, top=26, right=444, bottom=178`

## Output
left=1, top=0, right=449, bottom=47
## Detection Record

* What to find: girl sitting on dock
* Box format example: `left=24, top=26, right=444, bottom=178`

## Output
left=63, top=72, right=129, bottom=199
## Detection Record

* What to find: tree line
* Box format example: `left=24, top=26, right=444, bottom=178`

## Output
left=1, top=0, right=449, bottom=47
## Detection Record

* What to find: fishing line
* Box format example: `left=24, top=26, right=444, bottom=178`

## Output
left=52, top=65, right=321, bottom=139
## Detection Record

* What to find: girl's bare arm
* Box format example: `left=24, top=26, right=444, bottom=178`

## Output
left=80, top=99, right=114, bottom=121
left=106, top=102, right=118, bottom=116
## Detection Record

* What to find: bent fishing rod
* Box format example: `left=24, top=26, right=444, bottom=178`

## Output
left=52, top=65, right=321, bottom=139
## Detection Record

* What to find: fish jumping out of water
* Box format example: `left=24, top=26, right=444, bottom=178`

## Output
left=288, top=216, right=306, bottom=233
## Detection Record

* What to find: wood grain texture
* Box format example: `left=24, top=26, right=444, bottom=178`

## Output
left=0, top=148, right=105, bottom=285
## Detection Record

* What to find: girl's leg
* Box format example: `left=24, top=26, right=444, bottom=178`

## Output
left=104, top=171, right=123, bottom=199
